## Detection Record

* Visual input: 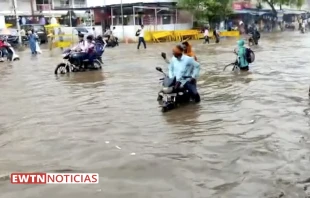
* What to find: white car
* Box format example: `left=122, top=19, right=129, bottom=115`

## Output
left=73, top=27, right=93, bottom=37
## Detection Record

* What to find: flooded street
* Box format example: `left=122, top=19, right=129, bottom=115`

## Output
left=1, top=32, right=310, bottom=197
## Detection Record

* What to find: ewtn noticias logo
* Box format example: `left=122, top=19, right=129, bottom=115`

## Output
left=10, top=173, right=99, bottom=184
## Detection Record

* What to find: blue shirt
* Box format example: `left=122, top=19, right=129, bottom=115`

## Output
left=168, top=55, right=200, bottom=85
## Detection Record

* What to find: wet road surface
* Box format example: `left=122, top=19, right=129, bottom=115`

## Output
left=1, top=32, right=310, bottom=198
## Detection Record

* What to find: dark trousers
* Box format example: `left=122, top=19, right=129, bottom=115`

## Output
left=0, top=47, right=8, bottom=57
left=87, top=52, right=96, bottom=65
left=137, top=37, right=146, bottom=49
left=204, top=36, right=209, bottom=44
left=184, top=81, right=198, bottom=95
left=184, top=81, right=200, bottom=102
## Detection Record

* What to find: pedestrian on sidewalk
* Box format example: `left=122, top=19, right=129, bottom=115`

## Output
left=136, top=25, right=146, bottom=49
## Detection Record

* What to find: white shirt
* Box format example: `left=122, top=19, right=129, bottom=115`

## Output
left=92, top=29, right=97, bottom=37
left=204, top=29, right=209, bottom=36
left=72, top=40, right=87, bottom=52
left=239, top=21, right=243, bottom=26
left=139, top=28, right=145, bottom=37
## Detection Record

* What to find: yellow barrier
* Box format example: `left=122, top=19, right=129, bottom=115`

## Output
left=49, top=34, right=76, bottom=48
left=145, top=30, right=200, bottom=43
left=220, top=31, right=240, bottom=37
left=150, top=31, right=174, bottom=42
left=173, top=30, right=200, bottom=41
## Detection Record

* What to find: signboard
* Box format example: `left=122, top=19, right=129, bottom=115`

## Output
left=233, top=3, right=243, bottom=10
left=232, top=0, right=252, bottom=10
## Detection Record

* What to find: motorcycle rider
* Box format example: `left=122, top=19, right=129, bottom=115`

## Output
left=158, top=45, right=201, bottom=102
left=104, top=27, right=112, bottom=41
left=72, top=33, right=86, bottom=52
left=249, top=22, right=260, bottom=44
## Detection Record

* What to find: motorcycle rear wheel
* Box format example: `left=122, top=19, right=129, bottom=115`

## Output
left=55, top=63, right=70, bottom=74
left=93, top=60, right=102, bottom=69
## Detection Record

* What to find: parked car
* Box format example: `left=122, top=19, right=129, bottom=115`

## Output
left=73, top=27, right=94, bottom=37
left=21, top=24, right=47, bottom=43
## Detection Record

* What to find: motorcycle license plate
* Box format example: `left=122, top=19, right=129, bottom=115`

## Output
left=163, top=93, right=176, bottom=101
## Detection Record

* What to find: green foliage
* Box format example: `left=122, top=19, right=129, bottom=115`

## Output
left=261, top=0, right=305, bottom=14
left=178, top=0, right=232, bottom=23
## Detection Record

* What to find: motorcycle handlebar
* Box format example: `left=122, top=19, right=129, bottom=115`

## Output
left=159, top=76, right=191, bottom=81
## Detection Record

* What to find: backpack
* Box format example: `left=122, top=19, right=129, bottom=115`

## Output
left=94, top=43, right=104, bottom=56
left=245, top=48, right=255, bottom=63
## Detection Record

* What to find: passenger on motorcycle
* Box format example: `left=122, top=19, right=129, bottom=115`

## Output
left=0, top=38, right=8, bottom=62
left=181, top=40, right=198, bottom=61
left=85, top=35, right=96, bottom=66
left=169, top=45, right=201, bottom=102
left=95, top=35, right=107, bottom=50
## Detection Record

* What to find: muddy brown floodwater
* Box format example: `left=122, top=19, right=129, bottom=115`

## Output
left=1, top=32, right=310, bottom=198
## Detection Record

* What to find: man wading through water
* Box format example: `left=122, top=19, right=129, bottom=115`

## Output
left=136, top=25, right=146, bottom=49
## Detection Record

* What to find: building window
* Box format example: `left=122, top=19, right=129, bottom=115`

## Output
left=162, top=15, right=171, bottom=24
left=119, top=16, right=130, bottom=25
left=36, top=0, right=49, bottom=4
left=112, top=16, right=118, bottom=25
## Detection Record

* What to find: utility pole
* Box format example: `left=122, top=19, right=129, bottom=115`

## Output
left=12, top=0, right=22, bottom=45
left=121, top=0, right=124, bottom=40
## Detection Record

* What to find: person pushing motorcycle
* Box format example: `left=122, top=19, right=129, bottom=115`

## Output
left=158, top=45, right=201, bottom=102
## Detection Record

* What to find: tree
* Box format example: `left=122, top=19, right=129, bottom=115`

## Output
left=178, top=0, right=232, bottom=25
left=260, top=0, right=305, bottom=15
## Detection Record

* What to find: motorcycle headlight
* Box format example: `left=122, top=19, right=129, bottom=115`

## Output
left=62, top=53, right=69, bottom=58
left=162, top=87, right=173, bottom=94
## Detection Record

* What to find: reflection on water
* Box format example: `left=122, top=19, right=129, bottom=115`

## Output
left=1, top=32, right=310, bottom=197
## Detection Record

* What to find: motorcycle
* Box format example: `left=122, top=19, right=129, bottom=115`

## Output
left=54, top=49, right=102, bottom=74
left=301, top=27, right=305, bottom=33
left=103, top=35, right=118, bottom=47
left=248, top=32, right=260, bottom=46
left=0, top=37, right=20, bottom=62
left=0, top=35, right=29, bottom=48
left=156, top=67, right=191, bottom=112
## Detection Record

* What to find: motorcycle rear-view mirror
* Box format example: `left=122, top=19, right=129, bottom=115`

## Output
left=156, top=67, right=163, bottom=72
left=161, top=52, right=166, bottom=60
